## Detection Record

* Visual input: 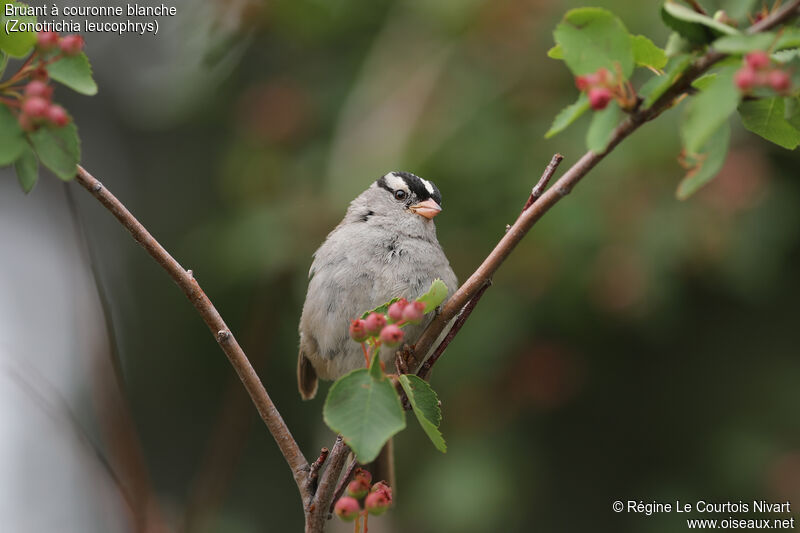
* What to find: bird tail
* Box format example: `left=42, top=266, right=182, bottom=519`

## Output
left=297, top=352, right=318, bottom=400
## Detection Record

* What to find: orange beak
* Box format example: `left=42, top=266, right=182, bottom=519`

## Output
left=410, top=198, right=442, bottom=220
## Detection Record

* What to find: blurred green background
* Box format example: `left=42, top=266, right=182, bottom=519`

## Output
left=45, top=0, right=800, bottom=531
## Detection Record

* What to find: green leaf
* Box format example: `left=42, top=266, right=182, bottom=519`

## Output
left=13, top=142, right=37, bottom=193
left=586, top=102, right=620, bottom=153
left=661, top=2, right=738, bottom=45
left=630, top=34, right=667, bottom=70
left=784, top=97, right=800, bottom=130
left=640, top=55, right=693, bottom=109
left=665, top=32, right=692, bottom=56
left=677, top=122, right=730, bottom=199
left=544, top=92, right=589, bottom=138
left=47, top=53, right=98, bottom=96
left=0, top=104, right=26, bottom=165
left=323, top=367, right=406, bottom=463
left=360, top=298, right=399, bottom=319
left=691, top=73, right=716, bottom=90
left=0, top=1, right=37, bottom=57
left=681, top=65, right=740, bottom=154
left=553, top=7, right=634, bottom=78
left=29, top=122, right=81, bottom=180
left=712, top=32, right=775, bottom=54
left=547, top=44, right=563, bottom=60
left=398, top=375, right=446, bottom=453
left=416, top=278, right=448, bottom=314
left=738, top=97, right=800, bottom=150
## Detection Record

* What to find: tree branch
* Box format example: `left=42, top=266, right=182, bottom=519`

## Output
left=305, top=436, right=350, bottom=532
left=411, top=1, right=800, bottom=368
left=73, top=166, right=311, bottom=502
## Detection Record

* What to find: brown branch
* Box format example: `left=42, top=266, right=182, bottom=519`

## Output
left=521, top=153, right=563, bottom=213
left=411, top=0, right=800, bottom=367
left=329, top=458, right=358, bottom=514
left=306, top=436, right=350, bottom=532
left=417, top=279, right=491, bottom=380
left=73, top=166, right=311, bottom=503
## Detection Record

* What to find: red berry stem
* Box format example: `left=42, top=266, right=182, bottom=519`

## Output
left=361, top=342, right=370, bottom=366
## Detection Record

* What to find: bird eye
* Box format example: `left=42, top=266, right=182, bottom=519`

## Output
left=394, top=190, right=408, bottom=201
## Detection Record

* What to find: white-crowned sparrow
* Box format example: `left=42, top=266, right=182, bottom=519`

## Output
left=297, top=171, right=458, bottom=399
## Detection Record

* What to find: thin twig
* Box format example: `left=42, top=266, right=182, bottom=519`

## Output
left=417, top=279, right=492, bottom=380
left=521, top=153, right=563, bottom=213
left=329, top=458, right=359, bottom=514
left=73, top=166, right=311, bottom=502
left=306, top=437, right=350, bottom=532
left=410, top=1, right=800, bottom=367
left=306, top=447, right=330, bottom=495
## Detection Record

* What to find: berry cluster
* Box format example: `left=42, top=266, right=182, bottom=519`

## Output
left=0, top=31, right=85, bottom=132
left=334, top=469, right=393, bottom=526
left=349, top=298, right=426, bottom=357
left=734, top=51, right=792, bottom=94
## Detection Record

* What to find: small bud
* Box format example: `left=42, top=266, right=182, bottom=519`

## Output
left=364, top=312, right=387, bottom=336
left=734, top=67, right=758, bottom=91
left=349, top=319, right=368, bottom=342
left=767, top=69, right=791, bottom=93
left=365, top=491, right=391, bottom=516
left=387, top=299, right=408, bottom=322
left=334, top=496, right=361, bottom=522
left=346, top=479, right=369, bottom=499
left=575, top=75, right=590, bottom=91
left=36, top=31, right=60, bottom=51
left=745, top=51, right=770, bottom=70
left=22, top=97, right=49, bottom=118
left=24, top=80, right=53, bottom=100
left=47, top=105, right=70, bottom=127
left=379, top=324, right=404, bottom=347
left=59, top=34, right=84, bottom=56
left=402, top=301, right=425, bottom=324
left=587, top=87, right=612, bottom=110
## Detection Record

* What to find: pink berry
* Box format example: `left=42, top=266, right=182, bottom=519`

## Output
left=387, top=299, right=408, bottom=322
left=22, top=97, right=49, bottom=118
left=47, top=105, right=70, bottom=127
left=768, top=69, right=792, bottom=92
left=365, top=491, right=391, bottom=516
left=379, top=324, right=404, bottom=347
left=575, top=75, right=590, bottom=91
left=734, top=67, right=758, bottom=91
left=364, top=312, right=386, bottom=336
left=24, top=80, right=53, bottom=100
left=370, top=480, right=392, bottom=499
left=59, top=34, right=84, bottom=56
left=334, top=496, right=361, bottom=522
left=36, top=31, right=59, bottom=51
left=745, top=51, right=770, bottom=70
left=402, top=301, right=426, bottom=324
left=346, top=479, right=369, bottom=499
left=353, top=467, right=372, bottom=485
left=588, top=87, right=612, bottom=110
left=349, top=319, right=368, bottom=342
